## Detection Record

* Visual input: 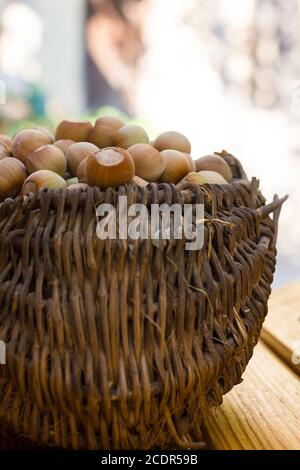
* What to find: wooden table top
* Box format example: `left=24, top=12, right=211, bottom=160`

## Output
left=204, top=280, right=300, bottom=450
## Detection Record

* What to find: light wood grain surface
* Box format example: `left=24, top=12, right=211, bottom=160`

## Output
left=261, top=280, right=300, bottom=375
left=204, top=341, right=300, bottom=450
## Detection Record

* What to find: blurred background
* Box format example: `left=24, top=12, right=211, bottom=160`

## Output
left=0, top=0, right=299, bottom=287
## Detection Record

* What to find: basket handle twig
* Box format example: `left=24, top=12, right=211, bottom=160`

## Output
left=257, top=194, right=288, bottom=249
left=271, top=194, right=287, bottom=247
left=256, top=194, right=288, bottom=219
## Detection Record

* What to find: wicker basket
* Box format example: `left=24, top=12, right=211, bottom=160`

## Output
left=0, top=153, right=286, bottom=450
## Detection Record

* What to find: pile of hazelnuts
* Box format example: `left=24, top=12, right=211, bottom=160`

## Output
left=0, top=116, right=233, bottom=202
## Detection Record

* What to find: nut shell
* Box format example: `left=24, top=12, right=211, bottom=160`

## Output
left=85, top=147, right=135, bottom=189
left=0, top=144, right=10, bottom=160
left=159, top=150, right=195, bottom=184
left=95, top=116, right=124, bottom=130
left=55, top=120, right=93, bottom=142
left=115, top=125, right=149, bottom=149
left=22, top=170, right=67, bottom=195
left=0, top=135, right=13, bottom=153
left=198, top=170, right=228, bottom=184
left=77, top=157, right=90, bottom=183
left=154, top=131, right=191, bottom=154
left=66, top=142, right=99, bottom=176
left=54, top=139, right=75, bottom=154
left=128, top=144, right=166, bottom=182
left=33, top=126, right=54, bottom=142
left=12, top=129, right=53, bottom=163
left=89, top=126, right=116, bottom=148
left=26, top=144, right=67, bottom=176
left=177, top=170, right=228, bottom=188
left=0, top=157, right=27, bottom=200
left=195, top=154, right=233, bottom=182
left=176, top=172, right=209, bottom=189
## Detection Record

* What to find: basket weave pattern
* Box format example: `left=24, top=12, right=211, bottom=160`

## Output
left=0, top=157, right=281, bottom=449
